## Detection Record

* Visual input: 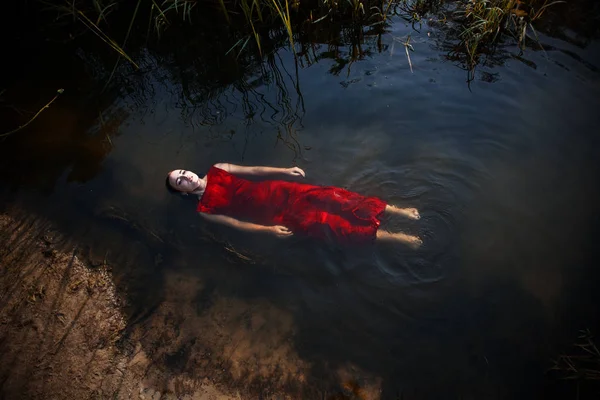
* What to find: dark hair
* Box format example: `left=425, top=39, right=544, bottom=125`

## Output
left=165, top=175, right=181, bottom=194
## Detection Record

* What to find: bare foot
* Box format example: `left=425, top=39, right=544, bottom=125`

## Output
left=406, top=235, right=423, bottom=250
left=376, top=230, right=423, bottom=249
left=402, top=207, right=421, bottom=220
left=386, top=205, right=421, bottom=220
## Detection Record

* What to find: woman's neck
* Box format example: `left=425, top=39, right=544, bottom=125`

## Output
left=191, top=176, right=207, bottom=198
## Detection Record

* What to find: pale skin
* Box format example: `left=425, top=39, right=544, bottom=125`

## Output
left=167, top=163, right=423, bottom=249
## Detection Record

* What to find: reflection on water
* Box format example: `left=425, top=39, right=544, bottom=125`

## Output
left=1, top=3, right=600, bottom=399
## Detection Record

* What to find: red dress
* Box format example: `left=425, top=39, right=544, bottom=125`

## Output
left=197, top=166, right=387, bottom=243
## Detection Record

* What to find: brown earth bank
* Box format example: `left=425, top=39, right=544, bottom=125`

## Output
left=0, top=208, right=381, bottom=400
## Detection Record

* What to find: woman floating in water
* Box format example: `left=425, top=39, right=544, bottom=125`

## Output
left=166, top=164, right=422, bottom=249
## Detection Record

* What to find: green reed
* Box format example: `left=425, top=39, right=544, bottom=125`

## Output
left=225, top=0, right=435, bottom=55
left=45, top=0, right=562, bottom=74
left=457, top=0, right=564, bottom=68
left=48, top=0, right=139, bottom=68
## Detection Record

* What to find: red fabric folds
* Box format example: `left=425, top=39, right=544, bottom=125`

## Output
left=197, top=166, right=387, bottom=243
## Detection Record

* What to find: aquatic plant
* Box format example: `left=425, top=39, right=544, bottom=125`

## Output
left=455, top=0, right=565, bottom=69
left=42, top=0, right=564, bottom=75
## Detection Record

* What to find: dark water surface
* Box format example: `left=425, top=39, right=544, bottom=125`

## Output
left=2, top=11, right=600, bottom=399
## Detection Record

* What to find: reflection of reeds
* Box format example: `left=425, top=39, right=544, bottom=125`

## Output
left=158, top=32, right=306, bottom=159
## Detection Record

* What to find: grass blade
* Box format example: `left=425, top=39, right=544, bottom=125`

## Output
left=103, top=0, right=142, bottom=91
left=76, top=10, right=139, bottom=69
left=0, top=89, right=64, bottom=138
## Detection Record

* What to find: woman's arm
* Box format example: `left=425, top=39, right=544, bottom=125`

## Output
left=199, top=213, right=293, bottom=238
left=214, top=163, right=305, bottom=178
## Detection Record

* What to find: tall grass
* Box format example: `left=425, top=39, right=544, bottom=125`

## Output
left=46, top=0, right=561, bottom=75
left=226, top=0, right=439, bottom=55
left=457, top=0, right=565, bottom=68
left=223, top=0, right=561, bottom=69
left=49, top=0, right=138, bottom=68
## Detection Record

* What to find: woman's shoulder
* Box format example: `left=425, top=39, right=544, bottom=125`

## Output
left=212, top=163, right=231, bottom=172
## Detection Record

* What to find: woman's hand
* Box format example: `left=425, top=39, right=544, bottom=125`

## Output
left=270, top=225, right=293, bottom=238
left=285, top=166, right=305, bottom=178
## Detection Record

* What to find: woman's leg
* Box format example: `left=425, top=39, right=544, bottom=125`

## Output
left=385, top=205, right=420, bottom=220
left=376, top=229, right=422, bottom=249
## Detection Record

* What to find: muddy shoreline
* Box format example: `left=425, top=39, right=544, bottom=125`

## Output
left=0, top=206, right=381, bottom=400
left=0, top=210, right=241, bottom=399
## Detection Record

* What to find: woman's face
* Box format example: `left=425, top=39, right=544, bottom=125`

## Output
left=168, top=169, right=201, bottom=193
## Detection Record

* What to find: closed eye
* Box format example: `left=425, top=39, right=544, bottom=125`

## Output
left=176, top=170, right=185, bottom=186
